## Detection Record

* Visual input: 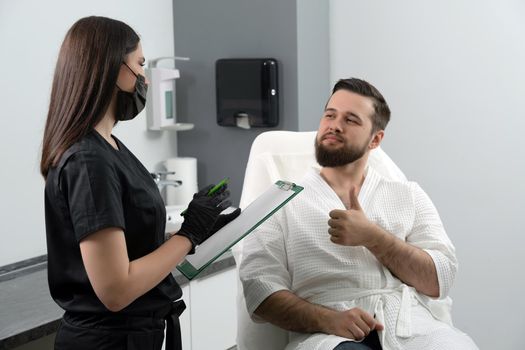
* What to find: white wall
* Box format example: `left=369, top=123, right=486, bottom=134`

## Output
left=0, top=0, right=178, bottom=266
left=329, top=0, right=525, bottom=348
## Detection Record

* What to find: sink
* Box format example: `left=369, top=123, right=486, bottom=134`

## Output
left=165, top=205, right=185, bottom=235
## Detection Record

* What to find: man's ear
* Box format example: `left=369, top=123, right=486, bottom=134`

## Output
left=368, top=130, right=384, bottom=150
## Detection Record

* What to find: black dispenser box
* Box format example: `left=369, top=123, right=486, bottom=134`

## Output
left=215, top=58, right=279, bottom=128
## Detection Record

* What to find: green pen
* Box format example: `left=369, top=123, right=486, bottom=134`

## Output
left=180, top=177, right=230, bottom=216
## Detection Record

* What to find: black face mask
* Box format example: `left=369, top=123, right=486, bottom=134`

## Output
left=115, top=62, right=148, bottom=121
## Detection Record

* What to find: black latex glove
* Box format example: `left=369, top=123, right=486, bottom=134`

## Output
left=176, top=183, right=240, bottom=254
left=210, top=207, right=241, bottom=235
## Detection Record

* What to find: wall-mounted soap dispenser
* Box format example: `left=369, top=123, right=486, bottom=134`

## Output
left=145, top=57, right=194, bottom=131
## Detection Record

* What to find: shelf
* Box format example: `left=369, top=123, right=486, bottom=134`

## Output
left=159, top=123, right=194, bottom=131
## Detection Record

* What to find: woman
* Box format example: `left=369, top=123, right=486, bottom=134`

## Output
left=41, top=16, right=239, bottom=350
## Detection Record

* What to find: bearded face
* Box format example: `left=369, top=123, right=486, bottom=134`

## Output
left=315, top=132, right=371, bottom=167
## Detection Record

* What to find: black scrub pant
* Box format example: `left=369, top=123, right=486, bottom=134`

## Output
left=55, top=301, right=185, bottom=350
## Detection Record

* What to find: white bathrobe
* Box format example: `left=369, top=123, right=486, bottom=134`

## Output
left=240, top=167, right=478, bottom=350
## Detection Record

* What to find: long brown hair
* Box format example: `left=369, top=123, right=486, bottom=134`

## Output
left=40, top=16, right=139, bottom=178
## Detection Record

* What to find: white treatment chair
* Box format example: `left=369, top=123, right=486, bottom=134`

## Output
left=232, top=130, right=407, bottom=350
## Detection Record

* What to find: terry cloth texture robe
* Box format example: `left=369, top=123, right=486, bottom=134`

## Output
left=240, top=167, right=478, bottom=350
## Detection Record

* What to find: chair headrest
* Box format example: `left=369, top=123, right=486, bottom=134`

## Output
left=239, top=131, right=406, bottom=209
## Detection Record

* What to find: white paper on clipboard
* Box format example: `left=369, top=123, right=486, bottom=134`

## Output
left=177, top=181, right=302, bottom=279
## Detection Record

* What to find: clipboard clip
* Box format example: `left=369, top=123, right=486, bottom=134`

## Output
left=278, top=181, right=295, bottom=191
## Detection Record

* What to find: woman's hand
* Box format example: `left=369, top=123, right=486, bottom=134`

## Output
left=176, top=183, right=241, bottom=253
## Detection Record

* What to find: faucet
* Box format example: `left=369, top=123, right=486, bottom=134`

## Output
left=150, top=171, right=182, bottom=191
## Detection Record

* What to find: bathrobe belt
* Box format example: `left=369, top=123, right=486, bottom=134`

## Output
left=309, top=285, right=418, bottom=338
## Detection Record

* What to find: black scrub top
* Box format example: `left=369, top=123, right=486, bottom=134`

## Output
left=44, top=130, right=182, bottom=316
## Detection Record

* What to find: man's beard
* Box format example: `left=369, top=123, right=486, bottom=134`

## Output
left=315, top=134, right=370, bottom=167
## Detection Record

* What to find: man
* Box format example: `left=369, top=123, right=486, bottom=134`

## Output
left=239, top=78, right=478, bottom=350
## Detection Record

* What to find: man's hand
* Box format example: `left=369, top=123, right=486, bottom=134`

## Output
left=328, top=186, right=378, bottom=247
left=328, top=187, right=441, bottom=297
left=324, top=307, right=384, bottom=340
left=254, top=290, right=384, bottom=339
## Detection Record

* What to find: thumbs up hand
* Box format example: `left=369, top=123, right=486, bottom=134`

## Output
left=328, top=186, right=377, bottom=247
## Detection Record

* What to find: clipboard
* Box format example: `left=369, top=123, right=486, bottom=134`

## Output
left=176, top=180, right=303, bottom=280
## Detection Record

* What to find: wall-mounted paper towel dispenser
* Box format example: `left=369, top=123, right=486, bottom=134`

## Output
left=215, top=58, right=279, bottom=129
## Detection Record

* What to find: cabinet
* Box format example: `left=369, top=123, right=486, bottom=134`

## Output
left=188, top=267, right=237, bottom=350
left=162, top=268, right=237, bottom=350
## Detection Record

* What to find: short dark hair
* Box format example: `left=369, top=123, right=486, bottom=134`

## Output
left=332, top=78, right=390, bottom=133
left=41, top=16, right=140, bottom=178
